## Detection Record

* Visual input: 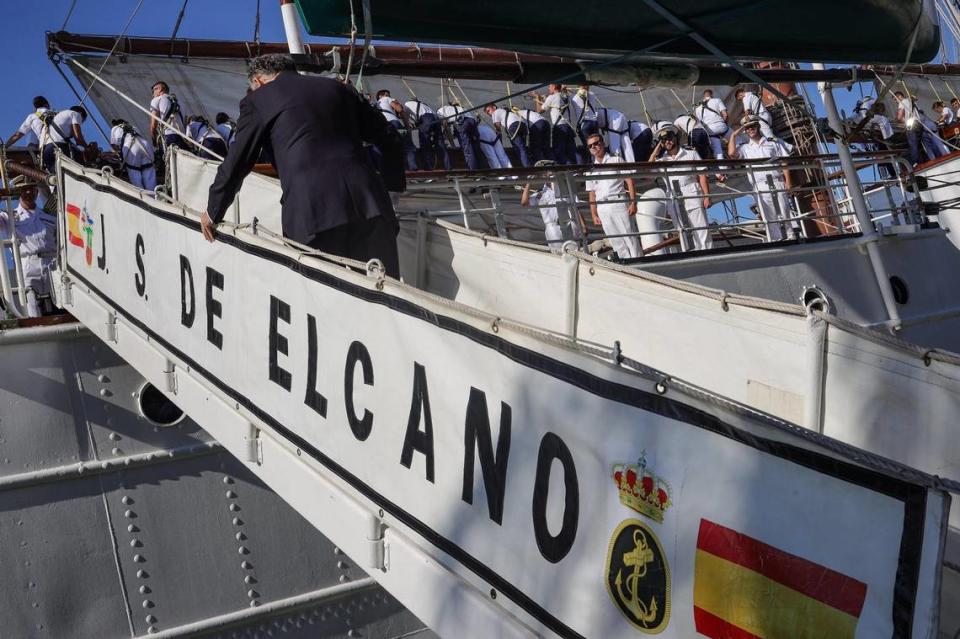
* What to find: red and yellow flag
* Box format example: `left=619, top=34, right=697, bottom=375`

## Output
left=66, top=203, right=85, bottom=248
left=694, top=519, right=867, bottom=639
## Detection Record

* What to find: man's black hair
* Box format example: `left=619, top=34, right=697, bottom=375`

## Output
left=215, top=112, right=231, bottom=125
left=70, top=105, right=88, bottom=121
left=33, top=96, right=50, bottom=109
left=376, top=89, right=391, bottom=99
left=247, top=54, right=296, bottom=80
left=152, top=81, right=169, bottom=92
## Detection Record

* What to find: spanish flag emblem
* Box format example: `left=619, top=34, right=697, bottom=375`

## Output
left=66, top=203, right=85, bottom=248
left=694, top=519, right=867, bottom=639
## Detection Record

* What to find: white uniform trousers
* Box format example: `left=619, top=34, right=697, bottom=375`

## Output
left=754, top=181, right=794, bottom=242
left=478, top=124, right=512, bottom=169
left=597, top=201, right=641, bottom=259
left=758, top=117, right=775, bottom=141
left=128, top=166, right=157, bottom=192
left=703, top=124, right=728, bottom=160
left=668, top=183, right=713, bottom=251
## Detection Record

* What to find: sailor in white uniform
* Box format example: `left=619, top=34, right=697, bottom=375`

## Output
left=0, top=185, right=55, bottom=317
left=149, top=81, right=185, bottom=151
left=650, top=125, right=713, bottom=251
left=735, top=88, right=774, bottom=139
left=628, top=120, right=653, bottom=163
left=376, top=89, right=417, bottom=170
left=585, top=133, right=641, bottom=259
left=437, top=101, right=482, bottom=170
left=404, top=98, right=450, bottom=170
left=39, top=106, right=89, bottom=172
left=596, top=107, right=635, bottom=162
left=695, top=89, right=729, bottom=159
left=853, top=97, right=894, bottom=141
left=185, top=115, right=228, bottom=160
left=536, top=84, right=580, bottom=165
left=486, top=104, right=533, bottom=166
left=933, top=101, right=955, bottom=126
left=673, top=113, right=713, bottom=166
left=520, top=160, right=583, bottom=248
left=515, top=108, right=552, bottom=163
left=110, top=119, right=157, bottom=191
left=5, top=96, right=50, bottom=151
left=571, top=85, right=600, bottom=142
left=728, top=115, right=795, bottom=242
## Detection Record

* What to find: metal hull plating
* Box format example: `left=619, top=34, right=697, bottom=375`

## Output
left=0, top=323, right=431, bottom=638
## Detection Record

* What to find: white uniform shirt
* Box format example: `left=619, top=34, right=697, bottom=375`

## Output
left=896, top=96, right=920, bottom=125
left=939, top=107, right=956, bottom=125
left=674, top=115, right=703, bottom=136
left=17, top=108, right=49, bottom=145
left=597, top=108, right=629, bottom=133
left=110, top=125, right=155, bottom=165
left=541, top=92, right=572, bottom=126
left=571, top=92, right=598, bottom=125
left=150, top=94, right=183, bottom=133
left=517, top=109, right=546, bottom=125
left=436, top=105, right=476, bottom=122
left=737, top=137, right=789, bottom=187
left=45, top=110, right=83, bottom=144
left=741, top=92, right=770, bottom=122
left=0, top=204, right=55, bottom=280
left=655, top=147, right=704, bottom=189
left=403, top=101, right=435, bottom=125
left=695, top=98, right=728, bottom=133
left=186, top=121, right=225, bottom=146
left=375, top=97, right=400, bottom=124
left=491, top=108, right=521, bottom=131
left=586, top=154, right=628, bottom=203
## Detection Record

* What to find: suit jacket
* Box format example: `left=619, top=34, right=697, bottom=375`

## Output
left=207, top=72, right=405, bottom=243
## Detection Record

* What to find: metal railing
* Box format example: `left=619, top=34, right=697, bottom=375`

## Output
left=0, top=148, right=30, bottom=319
left=395, top=151, right=925, bottom=258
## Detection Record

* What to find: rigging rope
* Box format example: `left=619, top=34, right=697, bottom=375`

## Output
left=60, top=0, right=78, bottom=31
left=253, top=0, right=262, bottom=45
left=79, top=0, right=146, bottom=105
left=354, top=0, right=373, bottom=91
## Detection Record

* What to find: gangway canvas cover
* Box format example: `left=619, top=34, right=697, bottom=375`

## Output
left=54, top=160, right=948, bottom=638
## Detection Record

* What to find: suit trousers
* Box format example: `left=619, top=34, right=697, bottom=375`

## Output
left=307, top=215, right=400, bottom=278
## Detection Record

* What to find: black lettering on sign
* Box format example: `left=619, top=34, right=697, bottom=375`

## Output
left=461, top=388, right=512, bottom=525
left=205, top=267, right=224, bottom=350
left=303, top=314, right=327, bottom=415
left=180, top=256, right=195, bottom=328
left=343, top=340, right=374, bottom=440
left=134, top=234, right=145, bottom=297
left=97, top=214, right=107, bottom=271
left=400, top=362, right=435, bottom=483
left=269, top=296, right=292, bottom=391
left=532, top=432, right=579, bottom=563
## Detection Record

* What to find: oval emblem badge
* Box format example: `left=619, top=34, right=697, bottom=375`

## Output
left=605, top=519, right=671, bottom=633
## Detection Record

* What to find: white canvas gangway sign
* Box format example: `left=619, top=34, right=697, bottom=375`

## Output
left=55, top=161, right=949, bottom=639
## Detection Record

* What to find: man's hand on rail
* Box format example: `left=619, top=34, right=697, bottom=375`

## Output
left=200, top=211, right=217, bottom=243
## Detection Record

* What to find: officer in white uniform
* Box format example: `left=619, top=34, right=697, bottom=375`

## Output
left=673, top=113, right=713, bottom=166
left=185, top=116, right=228, bottom=160
left=477, top=120, right=512, bottom=169
left=215, top=112, right=237, bottom=146
left=149, top=81, right=185, bottom=151
left=520, top=160, right=583, bottom=248
left=404, top=99, right=450, bottom=170
left=5, top=96, right=51, bottom=151
left=735, top=88, right=774, bottom=139
left=650, top=125, right=713, bottom=251
left=585, top=133, right=641, bottom=259
left=437, top=101, right=481, bottom=170
left=486, top=104, right=533, bottom=166
left=536, top=84, right=580, bottom=165
left=40, top=106, right=89, bottom=171
left=728, top=115, right=795, bottom=242
left=596, top=107, right=635, bottom=162
left=628, top=120, right=653, bottom=164
left=0, top=185, right=55, bottom=317
left=109, top=119, right=157, bottom=191
left=695, top=89, right=729, bottom=159
left=376, top=90, right=417, bottom=171
left=571, top=85, right=600, bottom=141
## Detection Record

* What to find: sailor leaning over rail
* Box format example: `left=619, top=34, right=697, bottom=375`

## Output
left=0, top=184, right=55, bottom=317
left=38, top=105, right=89, bottom=172
left=436, top=100, right=482, bottom=170
left=596, top=106, right=634, bottom=162
left=109, top=119, right=157, bottom=191
left=673, top=113, right=713, bottom=168
left=571, top=85, right=600, bottom=143
left=149, top=81, right=185, bottom=152
left=185, top=115, right=228, bottom=161
left=627, top=120, right=653, bottom=165
left=735, top=88, right=775, bottom=140
left=533, top=84, right=580, bottom=165
left=5, top=96, right=50, bottom=154
left=403, top=98, right=450, bottom=170
left=728, top=115, right=795, bottom=242
left=514, top=107, right=552, bottom=165
left=694, top=89, right=729, bottom=161
left=933, top=100, right=955, bottom=126
left=486, top=104, right=533, bottom=167
left=375, top=89, right=417, bottom=171
left=214, top=112, right=238, bottom=147
left=585, top=133, right=641, bottom=259
left=476, top=118, right=512, bottom=170
left=520, top=159, right=584, bottom=248
left=650, top=124, right=713, bottom=252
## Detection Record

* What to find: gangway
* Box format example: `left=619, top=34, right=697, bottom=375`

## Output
left=46, top=156, right=954, bottom=638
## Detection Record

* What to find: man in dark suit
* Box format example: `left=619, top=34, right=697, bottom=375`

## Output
left=202, top=54, right=405, bottom=277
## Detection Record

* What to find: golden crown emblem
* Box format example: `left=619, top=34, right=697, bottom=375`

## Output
left=612, top=456, right=672, bottom=523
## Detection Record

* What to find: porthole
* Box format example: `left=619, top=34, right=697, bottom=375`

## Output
left=137, top=382, right=185, bottom=427
left=889, top=276, right=910, bottom=306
